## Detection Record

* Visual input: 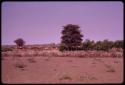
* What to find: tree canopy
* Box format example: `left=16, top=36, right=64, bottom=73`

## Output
left=60, top=24, right=83, bottom=51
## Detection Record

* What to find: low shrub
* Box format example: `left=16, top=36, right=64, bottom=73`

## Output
left=15, top=63, right=26, bottom=70
left=28, top=58, right=36, bottom=63
left=59, top=43, right=66, bottom=52
left=2, top=47, right=13, bottom=52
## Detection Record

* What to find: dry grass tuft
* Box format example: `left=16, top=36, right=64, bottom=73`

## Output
left=14, top=63, right=27, bottom=70
left=104, top=64, right=115, bottom=73
left=28, top=58, right=36, bottom=63
left=59, top=75, right=72, bottom=80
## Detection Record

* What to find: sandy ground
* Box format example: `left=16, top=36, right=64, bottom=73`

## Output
left=2, top=56, right=123, bottom=84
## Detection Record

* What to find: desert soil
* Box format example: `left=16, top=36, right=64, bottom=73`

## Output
left=2, top=56, right=123, bottom=84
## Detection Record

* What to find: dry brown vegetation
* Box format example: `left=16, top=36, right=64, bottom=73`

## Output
left=2, top=44, right=123, bottom=58
left=1, top=44, right=123, bottom=84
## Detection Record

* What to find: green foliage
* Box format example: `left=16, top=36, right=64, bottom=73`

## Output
left=101, top=40, right=114, bottom=51
left=82, top=39, right=123, bottom=51
left=60, top=24, right=83, bottom=51
left=94, top=41, right=102, bottom=50
left=113, top=40, right=123, bottom=48
left=94, top=39, right=114, bottom=51
left=59, top=43, right=66, bottom=52
left=83, top=39, right=95, bottom=50
left=94, top=39, right=122, bottom=51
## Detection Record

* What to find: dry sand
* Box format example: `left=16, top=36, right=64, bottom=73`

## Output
left=2, top=55, right=123, bottom=84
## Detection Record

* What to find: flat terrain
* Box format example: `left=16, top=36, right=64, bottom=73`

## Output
left=2, top=56, right=123, bottom=84
left=1, top=45, right=123, bottom=84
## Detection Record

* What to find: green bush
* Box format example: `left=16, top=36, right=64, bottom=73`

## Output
left=113, top=40, right=123, bottom=48
left=82, top=39, right=95, bottom=50
left=59, top=43, right=66, bottom=52
left=94, top=40, right=114, bottom=51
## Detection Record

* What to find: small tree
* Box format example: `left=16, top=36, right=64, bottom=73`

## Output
left=102, top=39, right=114, bottom=51
left=113, top=40, right=123, bottom=48
left=14, top=38, right=25, bottom=49
left=60, top=24, right=83, bottom=51
left=83, top=39, right=95, bottom=50
left=94, top=39, right=114, bottom=51
left=59, top=43, right=66, bottom=52
left=94, top=41, right=103, bottom=51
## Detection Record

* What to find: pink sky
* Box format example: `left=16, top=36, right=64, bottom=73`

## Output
left=2, top=1, right=123, bottom=45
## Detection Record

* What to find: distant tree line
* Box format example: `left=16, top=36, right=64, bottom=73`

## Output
left=12, top=24, right=123, bottom=51
left=59, top=24, right=123, bottom=51
left=60, top=38, right=123, bottom=52
left=82, top=39, right=123, bottom=51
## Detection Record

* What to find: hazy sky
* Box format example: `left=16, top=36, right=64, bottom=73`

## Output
left=2, top=1, right=123, bottom=45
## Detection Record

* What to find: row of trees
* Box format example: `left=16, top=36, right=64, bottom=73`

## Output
left=59, top=24, right=123, bottom=51
left=60, top=39, right=123, bottom=51
left=13, top=24, right=123, bottom=51
left=14, top=37, right=123, bottom=51
left=82, top=39, right=123, bottom=51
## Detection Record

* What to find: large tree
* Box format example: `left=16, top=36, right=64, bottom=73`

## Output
left=60, top=24, right=83, bottom=51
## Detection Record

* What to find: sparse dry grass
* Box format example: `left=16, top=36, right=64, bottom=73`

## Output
left=27, top=58, right=36, bottom=63
left=106, top=68, right=115, bottom=73
left=80, top=74, right=97, bottom=81
left=59, top=75, right=72, bottom=80
left=14, top=63, right=27, bottom=70
left=2, top=46, right=123, bottom=84
left=104, top=64, right=116, bottom=73
left=2, top=45, right=123, bottom=58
